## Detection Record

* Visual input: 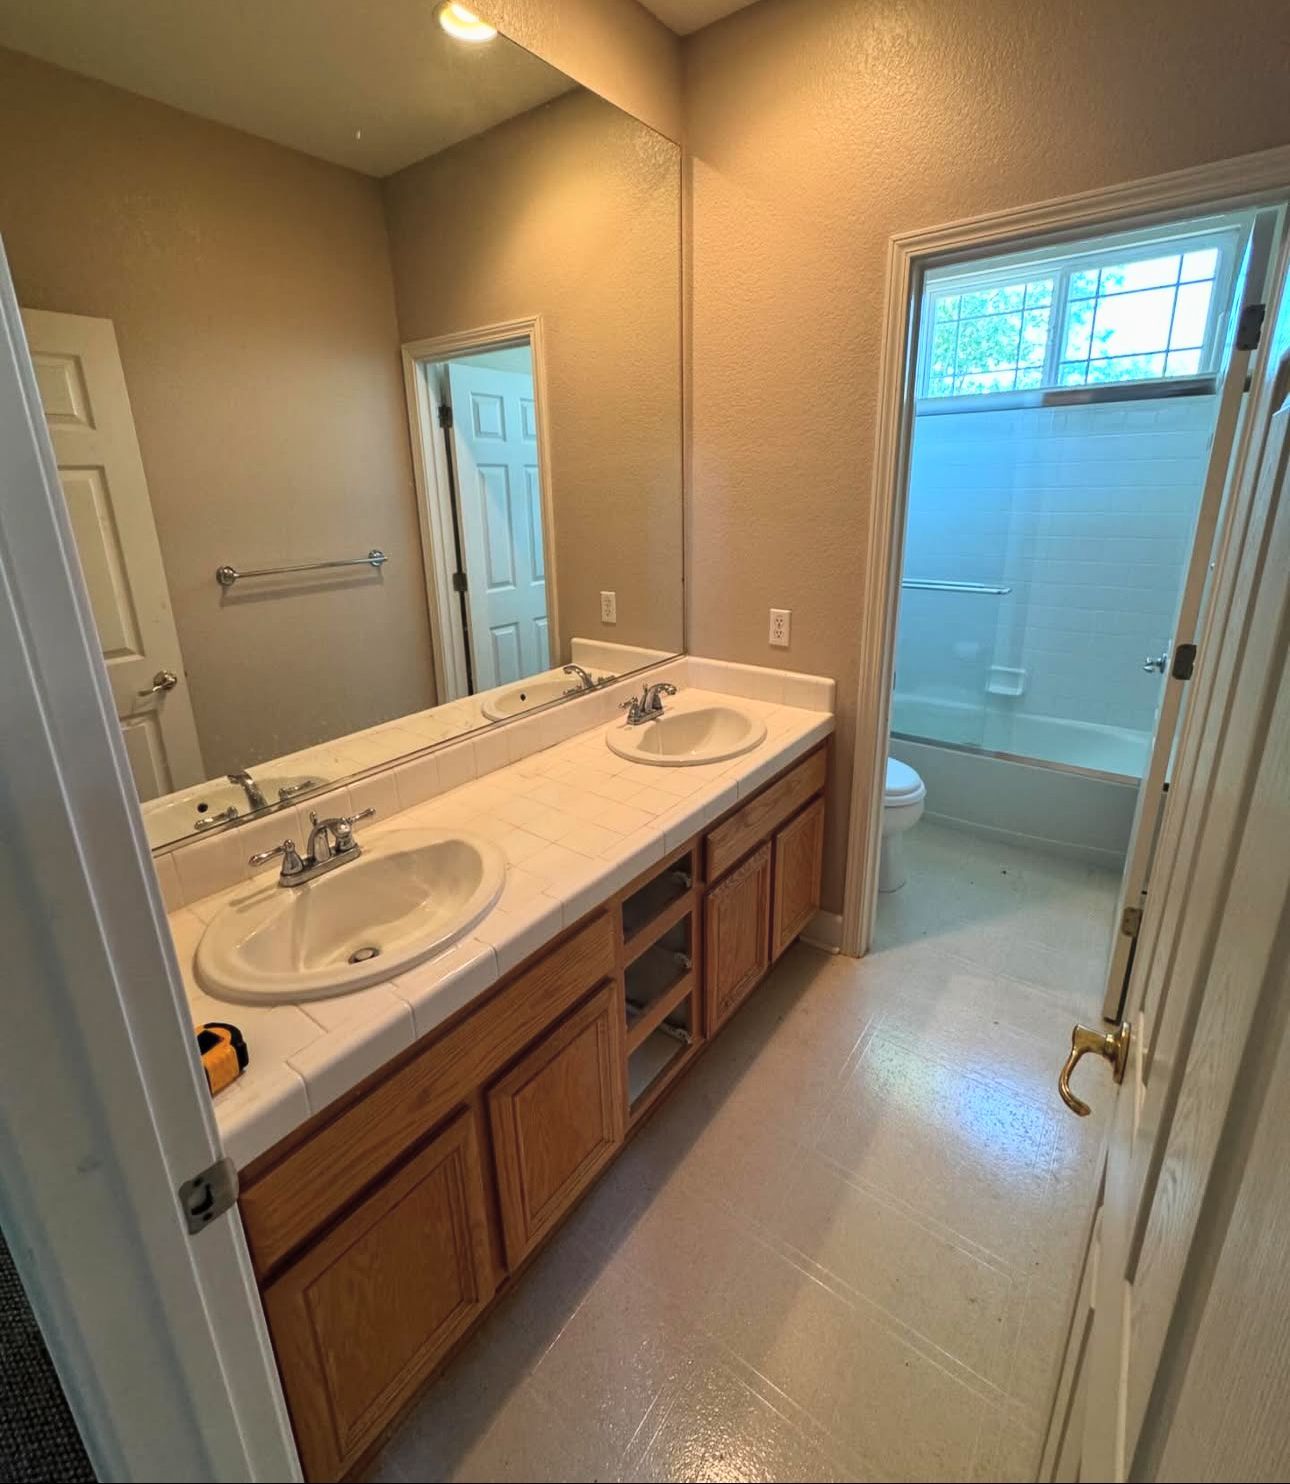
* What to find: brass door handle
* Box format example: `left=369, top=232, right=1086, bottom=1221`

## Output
left=1059, top=1021, right=1131, bottom=1117
left=138, top=669, right=179, bottom=698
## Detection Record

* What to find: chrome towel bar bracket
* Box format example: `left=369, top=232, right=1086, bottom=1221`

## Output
left=216, top=549, right=387, bottom=587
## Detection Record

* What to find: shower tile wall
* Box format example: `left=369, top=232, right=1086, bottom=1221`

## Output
left=896, top=396, right=1215, bottom=739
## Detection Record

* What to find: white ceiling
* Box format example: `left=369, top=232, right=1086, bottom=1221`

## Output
left=638, top=0, right=764, bottom=35
left=0, top=0, right=573, bottom=177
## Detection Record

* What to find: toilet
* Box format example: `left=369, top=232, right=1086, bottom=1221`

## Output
left=880, top=757, right=926, bottom=893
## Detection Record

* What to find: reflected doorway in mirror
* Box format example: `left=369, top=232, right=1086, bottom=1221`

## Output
left=403, top=320, right=559, bottom=703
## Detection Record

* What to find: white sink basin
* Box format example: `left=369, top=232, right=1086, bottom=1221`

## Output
left=606, top=704, right=767, bottom=766
left=194, top=827, right=505, bottom=1003
left=479, top=672, right=600, bottom=720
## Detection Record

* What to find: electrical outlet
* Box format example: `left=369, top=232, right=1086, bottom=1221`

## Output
left=769, top=608, right=791, bottom=648
left=600, top=590, right=617, bottom=625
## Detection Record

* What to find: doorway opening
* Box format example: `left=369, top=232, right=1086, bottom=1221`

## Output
left=404, top=322, right=566, bottom=707
left=871, top=203, right=1282, bottom=1022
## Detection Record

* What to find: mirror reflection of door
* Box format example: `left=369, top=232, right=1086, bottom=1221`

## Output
left=441, top=345, right=552, bottom=692
left=19, top=307, right=205, bottom=799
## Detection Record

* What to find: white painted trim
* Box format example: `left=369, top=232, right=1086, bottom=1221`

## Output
left=0, top=243, right=300, bottom=1481
left=401, top=317, right=560, bottom=700
left=801, top=909, right=842, bottom=955
left=841, top=143, right=1290, bottom=959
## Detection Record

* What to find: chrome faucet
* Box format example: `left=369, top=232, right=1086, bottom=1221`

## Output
left=620, top=681, right=677, bottom=726
left=227, top=770, right=269, bottom=812
left=249, top=807, right=376, bottom=886
left=562, top=663, right=598, bottom=694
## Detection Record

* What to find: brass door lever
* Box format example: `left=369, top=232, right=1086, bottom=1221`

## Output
left=1058, top=1020, right=1131, bottom=1117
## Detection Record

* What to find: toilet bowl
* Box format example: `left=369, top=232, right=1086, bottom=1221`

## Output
left=879, top=757, right=926, bottom=893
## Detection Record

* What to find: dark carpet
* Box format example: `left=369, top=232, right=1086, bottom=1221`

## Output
left=0, top=1227, right=94, bottom=1483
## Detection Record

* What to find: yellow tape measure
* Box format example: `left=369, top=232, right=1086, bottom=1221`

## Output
left=195, top=1021, right=248, bottom=1095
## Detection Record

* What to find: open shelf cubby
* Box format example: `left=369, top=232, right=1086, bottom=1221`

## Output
left=621, top=847, right=695, bottom=950
left=625, top=915, right=693, bottom=1052
left=627, top=985, right=695, bottom=1113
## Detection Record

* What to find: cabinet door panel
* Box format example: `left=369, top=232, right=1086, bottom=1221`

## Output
left=489, top=982, right=625, bottom=1266
left=264, top=1112, right=494, bottom=1481
left=772, top=796, right=825, bottom=960
left=704, top=841, right=772, bottom=1033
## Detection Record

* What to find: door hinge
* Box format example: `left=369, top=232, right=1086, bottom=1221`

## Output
left=179, top=1155, right=238, bottom=1235
left=451, top=570, right=468, bottom=594
left=1236, top=302, right=1266, bottom=352
left=1172, top=643, right=1197, bottom=681
left=438, top=403, right=454, bottom=430
left=1120, top=906, right=1144, bottom=939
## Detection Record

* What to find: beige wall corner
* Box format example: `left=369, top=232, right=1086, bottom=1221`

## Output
left=0, top=47, right=435, bottom=774
left=682, top=0, right=1290, bottom=915
left=478, top=0, right=683, bottom=142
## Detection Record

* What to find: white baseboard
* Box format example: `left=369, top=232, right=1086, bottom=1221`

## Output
left=801, top=909, right=842, bottom=954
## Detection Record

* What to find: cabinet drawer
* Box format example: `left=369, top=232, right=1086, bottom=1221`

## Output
left=241, top=912, right=614, bottom=1276
left=705, top=747, right=826, bottom=881
left=263, top=1111, right=494, bottom=1482
left=771, top=796, right=825, bottom=960
left=704, top=841, right=772, bottom=1033
left=489, top=982, right=626, bottom=1266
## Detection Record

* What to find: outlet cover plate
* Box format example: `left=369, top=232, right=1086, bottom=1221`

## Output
left=769, top=608, right=791, bottom=648
left=600, top=590, right=617, bottom=624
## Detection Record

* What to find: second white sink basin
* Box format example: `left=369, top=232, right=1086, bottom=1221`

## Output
left=606, top=703, right=767, bottom=766
left=195, top=827, right=505, bottom=1004
left=480, top=672, right=600, bottom=720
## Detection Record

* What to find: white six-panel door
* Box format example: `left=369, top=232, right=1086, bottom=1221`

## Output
left=446, top=360, right=551, bottom=691
left=20, top=308, right=204, bottom=798
left=1100, top=211, right=1276, bottom=1021
left=1044, top=245, right=1290, bottom=1481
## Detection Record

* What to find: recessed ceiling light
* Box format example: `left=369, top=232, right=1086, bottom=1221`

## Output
left=437, top=3, right=497, bottom=42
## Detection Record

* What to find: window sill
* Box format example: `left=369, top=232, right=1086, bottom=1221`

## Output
left=915, top=374, right=1218, bottom=417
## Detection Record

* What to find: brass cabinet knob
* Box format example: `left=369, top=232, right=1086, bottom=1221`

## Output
left=1058, top=1020, right=1131, bottom=1117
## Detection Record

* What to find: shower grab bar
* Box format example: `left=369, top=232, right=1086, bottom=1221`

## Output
left=215, top=548, right=387, bottom=587
left=902, top=578, right=1012, bottom=595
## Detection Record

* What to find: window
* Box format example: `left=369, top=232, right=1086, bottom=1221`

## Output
left=921, top=227, right=1241, bottom=401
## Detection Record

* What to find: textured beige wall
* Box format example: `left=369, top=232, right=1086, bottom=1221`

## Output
left=480, top=0, right=683, bottom=142
left=684, top=0, right=1290, bottom=913
left=384, top=88, right=684, bottom=660
left=0, top=46, right=434, bottom=776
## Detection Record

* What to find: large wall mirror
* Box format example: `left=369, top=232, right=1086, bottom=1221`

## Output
left=0, top=0, right=683, bottom=850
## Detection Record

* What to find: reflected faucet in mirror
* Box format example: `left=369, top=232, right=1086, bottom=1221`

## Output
left=562, top=664, right=601, bottom=695
left=227, top=771, right=269, bottom=811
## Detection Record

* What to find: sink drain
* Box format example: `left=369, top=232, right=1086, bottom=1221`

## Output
left=347, top=945, right=381, bottom=964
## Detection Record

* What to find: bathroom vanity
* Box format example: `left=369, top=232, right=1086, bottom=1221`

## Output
left=230, top=725, right=828, bottom=1481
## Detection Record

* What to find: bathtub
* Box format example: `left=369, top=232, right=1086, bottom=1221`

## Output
left=890, top=694, right=1145, bottom=869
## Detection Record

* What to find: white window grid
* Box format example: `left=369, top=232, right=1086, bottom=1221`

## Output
left=917, top=224, right=1246, bottom=402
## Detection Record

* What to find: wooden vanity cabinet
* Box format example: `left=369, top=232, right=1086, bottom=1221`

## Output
left=704, top=841, right=772, bottom=1033
left=771, top=795, right=825, bottom=960
left=489, top=981, right=626, bottom=1266
left=262, top=1111, right=494, bottom=1482
left=242, top=743, right=828, bottom=1483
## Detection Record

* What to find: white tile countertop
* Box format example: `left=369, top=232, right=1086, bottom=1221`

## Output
left=162, top=666, right=834, bottom=1168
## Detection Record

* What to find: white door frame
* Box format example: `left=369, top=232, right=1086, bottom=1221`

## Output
left=0, top=245, right=300, bottom=1480
left=840, top=143, right=1290, bottom=959
left=401, top=316, right=559, bottom=702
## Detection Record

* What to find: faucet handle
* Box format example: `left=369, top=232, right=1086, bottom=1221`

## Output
left=331, top=807, right=375, bottom=854
left=248, top=839, right=304, bottom=875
